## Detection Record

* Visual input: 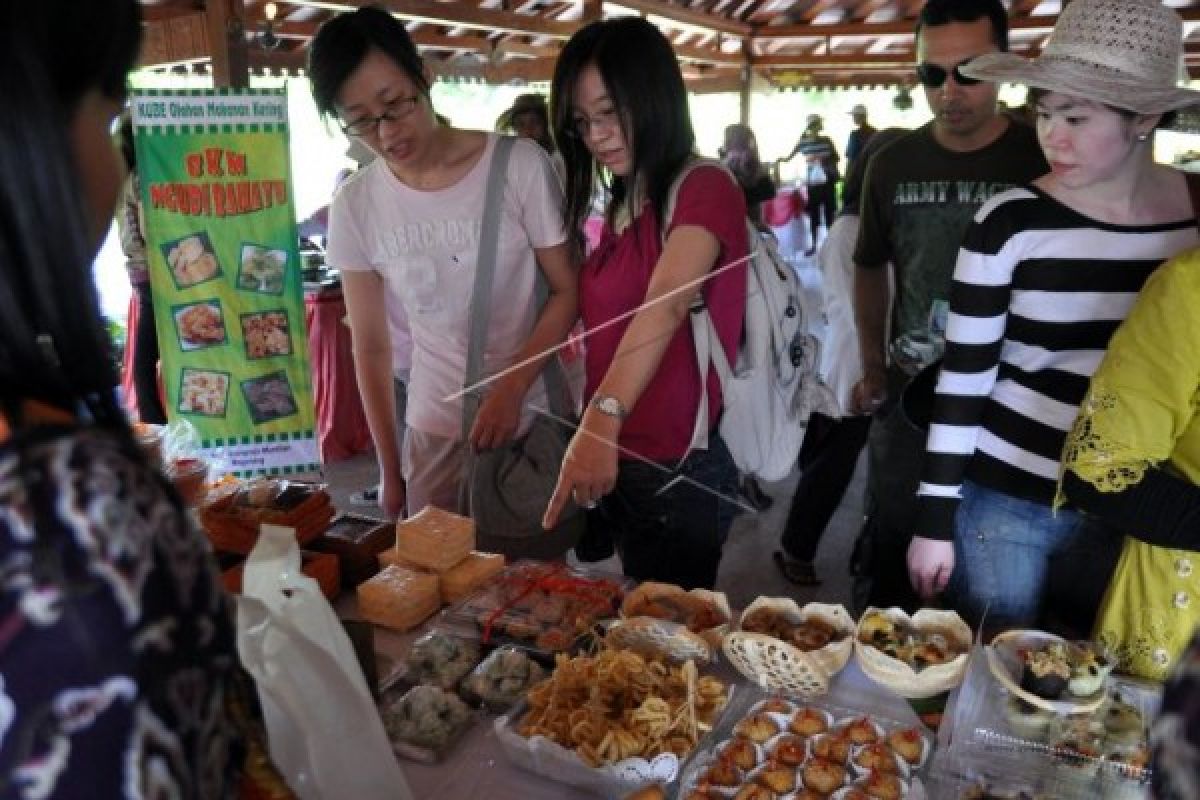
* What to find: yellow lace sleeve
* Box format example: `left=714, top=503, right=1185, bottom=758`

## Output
left=1058, top=250, right=1200, bottom=505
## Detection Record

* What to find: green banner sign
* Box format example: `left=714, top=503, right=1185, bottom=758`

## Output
left=132, top=88, right=317, bottom=476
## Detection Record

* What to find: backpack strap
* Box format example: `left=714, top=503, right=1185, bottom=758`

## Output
left=660, top=158, right=749, bottom=455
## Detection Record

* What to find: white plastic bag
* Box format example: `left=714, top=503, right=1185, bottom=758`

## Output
left=236, top=524, right=413, bottom=800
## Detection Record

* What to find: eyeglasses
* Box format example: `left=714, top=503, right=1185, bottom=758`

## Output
left=340, top=95, right=421, bottom=137
left=568, top=108, right=620, bottom=139
left=915, top=59, right=984, bottom=89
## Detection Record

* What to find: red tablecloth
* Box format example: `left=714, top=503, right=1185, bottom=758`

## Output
left=305, top=288, right=373, bottom=463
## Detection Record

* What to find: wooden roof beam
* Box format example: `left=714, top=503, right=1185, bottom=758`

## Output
left=280, top=0, right=577, bottom=39
left=607, top=0, right=753, bottom=36
left=758, top=8, right=1200, bottom=38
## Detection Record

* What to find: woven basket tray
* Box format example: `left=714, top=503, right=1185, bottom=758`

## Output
left=854, top=607, right=973, bottom=699
left=619, top=582, right=732, bottom=649
left=605, top=618, right=715, bottom=663
left=722, top=598, right=855, bottom=697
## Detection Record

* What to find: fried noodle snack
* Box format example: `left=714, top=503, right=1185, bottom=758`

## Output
left=517, top=649, right=727, bottom=767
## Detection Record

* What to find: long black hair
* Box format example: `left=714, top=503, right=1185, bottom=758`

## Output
left=0, top=0, right=141, bottom=431
left=551, top=17, right=695, bottom=237
left=308, top=5, right=430, bottom=123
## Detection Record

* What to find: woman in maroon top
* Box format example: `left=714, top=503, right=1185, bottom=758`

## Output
left=543, top=17, right=749, bottom=589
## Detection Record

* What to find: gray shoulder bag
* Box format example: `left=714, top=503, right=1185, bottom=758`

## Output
left=459, top=136, right=584, bottom=560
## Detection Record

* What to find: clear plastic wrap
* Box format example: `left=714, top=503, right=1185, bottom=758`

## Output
left=677, top=687, right=934, bottom=799
left=379, top=684, right=476, bottom=764
left=932, top=642, right=1158, bottom=799
left=459, top=645, right=546, bottom=712
left=437, top=560, right=632, bottom=657
left=403, top=631, right=482, bottom=691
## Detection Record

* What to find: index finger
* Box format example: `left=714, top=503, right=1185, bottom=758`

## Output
left=543, top=470, right=571, bottom=530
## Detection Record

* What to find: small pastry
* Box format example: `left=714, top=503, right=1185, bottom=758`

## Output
left=530, top=594, right=566, bottom=623
left=740, top=608, right=778, bottom=635
left=1108, top=743, right=1150, bottom=776
left=723, top=737, right=760, bottom=771
left=802, top=758, right=846, bottom=794
left=793, top=792, right=827, bottom=800
left=1002, top=696, right=1053, bottom=741
left=735, top=713, right=780, bottom=743
left=702, top=759, right=741, bottom=787
left=1067, top=642, right=1113, bottom=696
left=534, top=626, right=573, bottom=651
left=759, top=697, right=793, bottom=714
left=790, top=618, right=836, bottom=650
left=842, top=716, right=880, bottom=745
left=859, top=611, right=895, bottom=643
left=1104, top=693, right=1145, bottom=744
left=769, top=734, right=807, bottom=767
left=838, top=791, right=871, bottom=800
left=1020, top=643, right=1071, bottom=700
left=733, top=785, right=776, bottom=800
left=756, top=760, right=796, bottom=793
left=789, top=707, right=830, bottom=736
left=854, top=743, right=899, bottom=773
left=811, top=732, right=851, bottom=763
left=912, top=639, right=951, bottom=669
left=861, top=769, right=904, bottom=799
left=504, top=617, right=540, bottom=640
left=887, top=727, right=925, bottom=765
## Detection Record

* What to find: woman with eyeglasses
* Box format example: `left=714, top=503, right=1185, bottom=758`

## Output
left=906, top=0, right=1200, bottom=633
left=308, top=7, right=577, bottom=521
left=541, top=17, right=748, bottom=590
left=0, top=0, right=242, bottom=794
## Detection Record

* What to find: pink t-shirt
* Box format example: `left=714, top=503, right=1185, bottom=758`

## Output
left=327, top=135, right=567, bottom=438
left=582, top=165, right=748, bottom=462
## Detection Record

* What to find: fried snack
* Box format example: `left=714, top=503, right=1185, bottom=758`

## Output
left=517, top=649, right=727, bottom=768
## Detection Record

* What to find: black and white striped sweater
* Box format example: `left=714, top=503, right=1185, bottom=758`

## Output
left=914, top=185, right=1199, bottom=540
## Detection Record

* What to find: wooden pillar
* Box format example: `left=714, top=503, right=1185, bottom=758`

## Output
left=582, top=0, right=602, bottom=23
left=739, top=38, right=752, bottom=125
left=206, top=0, right=250, bottom=88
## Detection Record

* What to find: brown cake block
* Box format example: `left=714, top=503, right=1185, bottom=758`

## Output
left=309, top=513, right=395, bottom=587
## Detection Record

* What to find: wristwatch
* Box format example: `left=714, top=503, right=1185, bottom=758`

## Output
left=590, top=394, right=629, bottom=420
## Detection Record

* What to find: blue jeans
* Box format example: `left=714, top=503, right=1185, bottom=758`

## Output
left=594, top=436, right=739, bottom=590
left=948, top=480, right=1082, bottom=632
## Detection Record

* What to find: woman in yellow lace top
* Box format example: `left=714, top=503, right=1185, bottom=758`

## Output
left=1060, top=247, right=1200, bottom=681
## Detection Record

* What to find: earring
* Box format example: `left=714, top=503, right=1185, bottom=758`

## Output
left=1137, top=132, right=1150, bottom=142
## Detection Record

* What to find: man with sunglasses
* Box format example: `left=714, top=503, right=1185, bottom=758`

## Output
left=846, top=0, right=1047, bottom=611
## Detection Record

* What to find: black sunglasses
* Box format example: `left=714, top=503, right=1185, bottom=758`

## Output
left=915, top=59, right=984, bottom=89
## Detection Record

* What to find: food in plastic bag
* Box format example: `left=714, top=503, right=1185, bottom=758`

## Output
left=382, top=685, right=473, bottom=762
left=405, top=631, right=481, bottom=690
left=440, top=551, right=505, bottom=603
left=460, top=646, right=545, bottom=711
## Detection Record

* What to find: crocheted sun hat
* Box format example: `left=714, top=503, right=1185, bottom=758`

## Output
left=961, top=0, right=1200, bottom=115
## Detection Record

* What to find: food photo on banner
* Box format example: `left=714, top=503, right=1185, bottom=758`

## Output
left=131, top=87, right=318, bottom=476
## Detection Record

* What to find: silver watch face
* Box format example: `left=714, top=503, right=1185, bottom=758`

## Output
left=593, top=395, right=624, bottom=417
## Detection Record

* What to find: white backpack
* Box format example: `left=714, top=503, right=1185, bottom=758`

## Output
left=666, top=159, right=836, bottom=482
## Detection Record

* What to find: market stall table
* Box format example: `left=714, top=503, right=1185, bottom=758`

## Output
left=341, top=594, right=933, bottom=799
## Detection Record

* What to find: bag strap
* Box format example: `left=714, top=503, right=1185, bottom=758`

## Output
left=660, top=158, right=748, bottom=455
left=463, top=135, right=516, bottom=441
left=461, top=136, right=573, bottom=444
left=1186, top=171, right=1200, bottom=229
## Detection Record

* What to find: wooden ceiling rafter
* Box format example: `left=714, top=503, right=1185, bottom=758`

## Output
left=140, top=0, right=1200, bottom=91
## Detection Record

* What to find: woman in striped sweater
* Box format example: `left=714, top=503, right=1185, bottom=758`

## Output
left=905, top=0, right=1200, bottom=631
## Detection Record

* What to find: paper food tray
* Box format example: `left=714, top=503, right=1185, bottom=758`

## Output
left=494, top=683, right=738, bottom=797
left=854, top=606, right=973, bottom=699
left=677, top=687, right=933, bottom=799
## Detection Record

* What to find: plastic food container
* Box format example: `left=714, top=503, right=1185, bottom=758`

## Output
left=169, top=456, right=209, bottom=506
